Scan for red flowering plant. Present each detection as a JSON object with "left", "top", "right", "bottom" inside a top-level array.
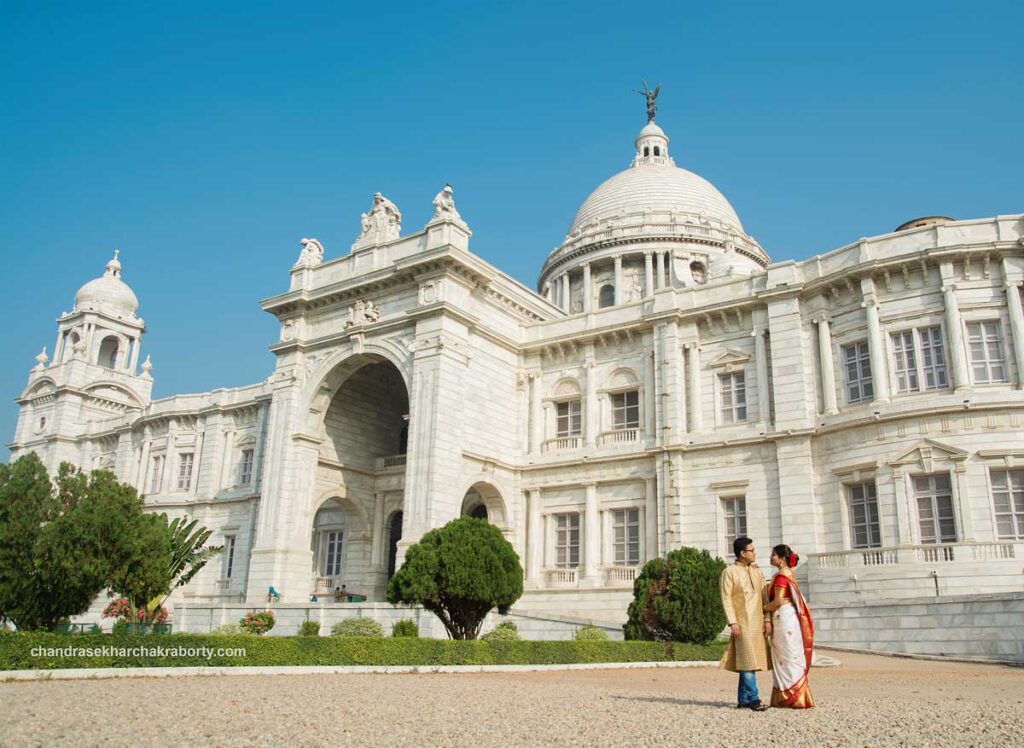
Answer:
[
  {"left": 240, "top": 610, "right": 275, "bottom": 635},
  {"left": 102, "top": 597, "right": 167, "bottom": 623}
]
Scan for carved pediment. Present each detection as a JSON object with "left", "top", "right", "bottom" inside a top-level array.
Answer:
[
  {"left": 889, "top": 439, "right": 968, "bottom": 474},
  {"left": 708, "top": 348, "right": 751, "bottom": 370}
]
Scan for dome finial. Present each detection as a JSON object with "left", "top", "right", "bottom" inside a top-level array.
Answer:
[
  {"left": 105, "top": 249, "right": 122, "bottom": 278},
  {"left": 635, "top": 80, "right": 661, "bottom": 122}
]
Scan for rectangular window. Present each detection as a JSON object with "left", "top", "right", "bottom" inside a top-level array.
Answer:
[
  {"left": 919, "top": 326, "right": 948, "bottom": 390},
  {"left": 848, "top": 481, "right": 882, "bottom": 549},
  {"left": 149, "top": 455, "right": 163, "bottom": 493},
  {"left": 612, "top": 508, "right": 641, "bottom": 566},
  {"left": 990, "top": 469, "right": 1024, "bottom": 540},
  {"left": 176, "top": 453, "right": 194, "bottom": 491},
  {"left": 323, "top": 531, "right": 343, "bottom": 577},
  {"left": 891, "top": 331, "right": 918, "bottom": 393},
  {"left": 239, "top": 449, "right": 255, "bottom": 485},
  {"left": 967, "top": 321, "right": 1007, "bottom": 384},
  {"left": 611, "top": 390, "right": 640, "bottom": 430},
  {"left": 913, "top": 474, "right": 957, "bottom": 544},
  {"left": 722, "top": 498, "right": 747, "bottom": 556},
  {"left": 843, "top": 341, "right": 873, "bottom": 403},
  {"left": 222, "top": 536, "right": 237, "bottom": 579},
  {"left": 554, "top": 513, "right": 580, "bottom": 568},
  {"left": 719, "top": 372, "right": 747, "bottom": 423},
  {"left": 556, "top": 400, "right": 582, "bottom": 438}
]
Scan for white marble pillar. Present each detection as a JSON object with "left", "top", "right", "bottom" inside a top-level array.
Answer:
[
  {"left": 813, "top": 317, "right": 839, "bottom": 414},
  {"left": 582, "top": 262, "right": 592, "bottom": 313},
  {"left": 560, "top": 273, "right": 570, "bottom": 312},
  {"left": 529, "top": 373, "right": 543, "bottom": 453},
  {"left": 752, "top": 327, "right": 772, "bottom": 427},
  {"left": 219, "top": 428, "right": 236, "bottom": 490},
  {"left": 369, "top": 492, "right": 386, "bottom": 569},
  {"left": 940, "top": 262, "right": 971, "bottom": 392},
  {"left": 686, "top": 344, "right": 703, "bottom": 431},
  {"left": 162, "top": 419, "right": 177, "bottom": 493},
  {"left": 192, "top": 422, "right": 205, "bottom": 495},
  {"left": 644, "top": 252, "right": 654, "bottom": 297},
  {"left": 644, "top": 477, "right": 657, "bottom": 559},
  {"left": 1003, "top": 278, "right": 1024, "bottom": 389},
  {"left": 613, "top": 255, "right": 623, "bottom": 305},
  {"left": 526, "top": 489, "right": 542, "bottom": 587},
  {"left": 862, "top": 288, "right": 890, "bottom": 404},
  {"left": 584, "top": 355, "right": 597, "bottom": 446},
  {"left": 655, "top": 252, "right": 665, "bottom": 290},
  {"left": 136, "top": 437, "right": 151, "bottom": 493},
  {"left": 582, "top": 483, "right": 600, "bottom": 586}
]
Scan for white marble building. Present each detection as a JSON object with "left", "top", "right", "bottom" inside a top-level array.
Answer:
[{"left": 9, "top": 114, "right": 1024, "bottom": 653}]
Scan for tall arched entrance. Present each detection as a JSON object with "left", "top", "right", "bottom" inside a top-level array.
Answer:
[
  {"left": 311, "top": 354, "right": 409, "bottom": 601},
  {"left": 460, "top": 482, "right": 509, "bottom": 527}
]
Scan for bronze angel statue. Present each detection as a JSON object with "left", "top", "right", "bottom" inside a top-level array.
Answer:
[{"left": 636, "top": 80, "right": 661, "bottom": 122}]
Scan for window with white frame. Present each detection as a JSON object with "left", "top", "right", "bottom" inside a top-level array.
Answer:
[
  {"left": 892, "top": 326, "right": 948, "bottom": 393},
  {"left": 842, "top": 341, "right": 873, "bottom": 403},
  {"left": 967, "top": 321, "right": 1007, "bottom": 384},
  {"left": 239, "top": 448, "right": 255, "bottom": 485},
  {"left": 612, "top": 508, "right": 640, "bottom": 565},
  {"left": 719, "top": 372, "right": 747, "bottom": 423},
  {"left": 990, "top": 469, "right": 1024, "bottom": 540},
  {"left": 555, "top": 400, "right": 582, "bottom": 438},
  {"left": 149, "top": 455, "right": 163, "bottom": 493},
  {"left": 919, "top": 326, "right": 948, "bottom": 390},
  {"left": 222, "top": 535, "right": 237, "bottom": 579},
  {"left": 847, "top": 481, "right": 881, "bottom": 549},
  {"left": 611, "top": 390, "right": 640, "bottom": 430},
  {"left": 913, "top": 474, "right": 957, "bottom": 544},
  {"left": 554, "top": 513, "right": 580, "bottom": 568},
  {"left": 322, "top": 530, "right": 343, "bottom": 577},
  {"left": 722, "top": 497, "right": 747, "bottom": 556},
  {"left": 176, "top": 452, "right": 194, "bottom": 491}
]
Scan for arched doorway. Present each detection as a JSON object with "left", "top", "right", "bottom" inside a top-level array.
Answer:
[
  {"left": 387, "top": 510, "right": 403, "bottom": 579},
  {"left": 310, "top": 498, "right": 350, "bottom": 596},
  {"left": 460, "top": 482, "right": 508, "bottom": 526}
]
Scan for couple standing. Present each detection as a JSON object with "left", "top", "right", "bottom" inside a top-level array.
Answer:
[{"left": 719, "top": 536, "right": 815, "bottom": 710}]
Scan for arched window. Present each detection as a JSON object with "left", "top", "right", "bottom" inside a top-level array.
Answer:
[
  {"left": 643, "top": 146, "right": 650, "bottom": 157},
  {"left": 598, "top": 284, "right": 615, "bottom": 308},
  {"left": 470, "top": 504, "right": 488, "bottom": 520},
  {"left": 97, "top": 336, "right": 119, "bottom": 369},
  {"left": 653, "top": 146, "right": 661, "bottom": 156},
  {"left": 690, "top": 261, "right": 707, "bottom": 285}
]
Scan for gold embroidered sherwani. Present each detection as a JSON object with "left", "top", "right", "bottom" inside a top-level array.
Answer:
[{"left": 719, "top": 561, "right": 772, "bottom": 672}]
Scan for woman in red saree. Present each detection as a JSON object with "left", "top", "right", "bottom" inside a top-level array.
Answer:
[{"left": 765, "top": 544, "right": 815, "bottom": 709}]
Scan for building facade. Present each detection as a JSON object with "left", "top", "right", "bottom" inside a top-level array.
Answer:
[{"left": 9, "top": 116, "right": 1024, "bottom": 641}]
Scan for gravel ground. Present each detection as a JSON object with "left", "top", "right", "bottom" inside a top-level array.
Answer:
[{"left": 1, "top": 650, "right": 1021, "bottom": 747}]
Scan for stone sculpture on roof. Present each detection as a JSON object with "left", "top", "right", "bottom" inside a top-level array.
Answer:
[
  {"left": 295, "top": 237, "right": 325, "bottom": 267},
  {"left": 636, "top": 80, "right": 661, "bottom": 122},
  {"left": 354, "top": 192, "right": 402, "bottom": 248},
  {"left": 430, "top": 183, "right": 464, "bottom": 225}
]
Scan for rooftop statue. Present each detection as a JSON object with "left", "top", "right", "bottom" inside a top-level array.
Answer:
[
  {"left": 355, "top": 192, "right": 402, "bottom": 247},
  {"left": 430, "top": 183, "right": 465, "bottom": 225},
  {"left": 636, "top": 80, "right": 661, "bottom": 122},
  {"left": 295, "top": 237, "right": 325, "bottom": 267}
]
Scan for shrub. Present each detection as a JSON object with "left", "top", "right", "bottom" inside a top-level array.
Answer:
[
  {"left": 298, "top": 620, "right": 321, "bottom": 637},
  {"left": 331, "top": 617, "right": 385, "bottom": 638},
  {"left": 624, "top": 547, "right": 727, "bottom": 644},
  {"left": 387, "top": 517, "right": 523, "bottom": 640},
  {"left": 240, "top": 610, "right": 275, "bottom": 636},
  {"left": 391, "top": 619, "right": 419, "bottom": 638},
  {"left": 574, "top": 624, "right": 609, "bottom": 641},
  {"left": 209, "top": 623, "right": 255, "bottom": 636},
  {"left": 481, "top": 621, "right": 519, "bottom": 641},
  {"left": 111, "top": 619, "right": 131, "bottom": 636},
  {"left": 102, "top": 598, "right": 168, "bottom": 623}
]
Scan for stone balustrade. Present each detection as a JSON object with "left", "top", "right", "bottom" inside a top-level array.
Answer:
[
  {"left": 598, "top": 428, "right": 639, "bottom": 446},
  {"left": 542, "top": 436, "right": 580, "bottom": 454}
]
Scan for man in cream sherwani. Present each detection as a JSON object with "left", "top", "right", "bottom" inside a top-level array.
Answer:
[{"left": 719, "top": 535, "right": 773, "bottom": 711}]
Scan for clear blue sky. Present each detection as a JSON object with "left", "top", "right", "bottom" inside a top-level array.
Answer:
[{"left": 2, "top": 1, "right": 1022, "bottom": 456}]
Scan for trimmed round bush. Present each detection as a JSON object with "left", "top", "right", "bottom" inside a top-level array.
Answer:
[
  {"left": 240, "top": 610, "right": 275, "bottom": 636},
  {"left": 481, "top": 621, "right": 519, "bottom": 641},
  {"left": 573, "top": 624, "right": 609, "bottom": 641},
  {"left": 209, "top": 623, "right": 255, "bottom": 636},
  {"left": 331, "top": 617, "right": 385, "bottom": 638},
  {"left": 624, "top": 547, "right": 727, "bottom": 644},
  {"left": 298, "top": 620, "right": 321, "bottom": 637},
  {"left": 391, "top": 619, "right": 419, "bottom": 638}
]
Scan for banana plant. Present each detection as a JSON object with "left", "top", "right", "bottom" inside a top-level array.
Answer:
[{"left": 145, "top": 515, "right": 222, "bottom": 621}]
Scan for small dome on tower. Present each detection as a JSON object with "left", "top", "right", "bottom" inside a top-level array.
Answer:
[{"left": 74, "top": 251, "right": 140, "bottom": 318}]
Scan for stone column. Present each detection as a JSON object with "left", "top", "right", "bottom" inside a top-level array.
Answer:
[
  {"left": 529, "top": 373, "right": 543, "bottom": 453},
  {"left": 686, "top": 344, "right": 703, "bottom": 432},
  {"left": 129, "top": 337, "right": 141, "bottom": 372},
  {"left": 192, "top": 421, "right": 205, "bottom": 495},
  {"left": 582, "top": 262, "right": 592, "bottom": 313},
  {"left": 892, "top": 468, "right": 911, "bottom": 545},
  {"left": 219, "top": 428, "right": 236, "bottom": 490},
  {"left": 526, "top": 489, "right": 542, "bottom": 588},
  {"left": 583, "top": 352, "right": 597, "bottom": 446},
  {"left": 644, "top": 477, "right": 657, "bottom": 560},
  {"left": 560, "top": 273, "right": 570, "bottom": 312},
  {"left": 644, "top": 252, "right": 654, "bottom": 297},
  {"left": 862, "top": 284, "right": 890, "bottom": 404},
  {"left": 582, "top": 483, "right": 601, "bottom": 586},
  {"left": 813, "top": 316, "right": 839, "bottom": 414},
  {"left": 655, "top": 252, "right": 665, "bottom": 290},
  {"left": 752, "top": 326, "right": 772, "bottom": 428},
  {"left": 1004, "top": 278, "right": 1024, "bottom": 389},
  {"left": 162, "top": 419, "right": 177, "bottom": 493},
  {"left": 940, "top": 262, "right": 971, "bottom": 392},
  {"left": 136, "top": 435, "right": 151, "bottom": 493},
  {"left": 613, "top": 255, "right": 623, "bottom": 305}
]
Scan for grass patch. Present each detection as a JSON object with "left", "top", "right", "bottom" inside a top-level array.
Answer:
[{"left": 0, "top": 632, "right": 726, "bottom": 670}]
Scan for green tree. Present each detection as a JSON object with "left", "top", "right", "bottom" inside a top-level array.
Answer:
[
  {"left": 141, "top": 516, "right": 221, "bottom": 622},
  {"left": 386, "top": 517, "right": 523, "bottom": 640},
  {"left": 624, "top": 547, "right": 727, "bottom": 644}
]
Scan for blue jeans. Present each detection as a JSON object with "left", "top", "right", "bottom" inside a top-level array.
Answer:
[{"left": 738, "top": 671, "right": 760, "bottom": 706}]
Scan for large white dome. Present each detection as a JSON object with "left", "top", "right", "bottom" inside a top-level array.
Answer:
[
  {"left": 568, "top": 164, "right": 743, "bottom": 236},
  {"left": 74, "top": 251, "right": 139, "bottom": 318}
]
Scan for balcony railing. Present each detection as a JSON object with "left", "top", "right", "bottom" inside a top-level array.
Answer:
[
  {"left": 599, "top": 428, "right": 639, "bottom": 446},
  {"left": 543, "top": 437, "right": 580, "bottom": 454},
  {"left": 544, "top": 568, "right": 578, "bottom": 586},
  {"left": 374, "top": 454, "right": 407, "bottom": 470},
  {"left": 215, "top": 578, "right": 233, "bottom": 591},
  {"left": 811, "top": 541, "right": 1019, "bottom": 570},
  {"left": 312, "top": 575, "right": 343, "bottom": 595},
  {"left": 604, "top": 566, "right": 638, "bottom": 586}
]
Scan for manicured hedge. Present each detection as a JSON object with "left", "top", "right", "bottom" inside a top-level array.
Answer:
[{"left": 0, "top": 632, "right": 725, "bottom": 670}]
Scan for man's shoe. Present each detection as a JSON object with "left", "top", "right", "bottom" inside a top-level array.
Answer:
[{"left": 748, "top": 700, "right": 769, "bottom": 712}]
